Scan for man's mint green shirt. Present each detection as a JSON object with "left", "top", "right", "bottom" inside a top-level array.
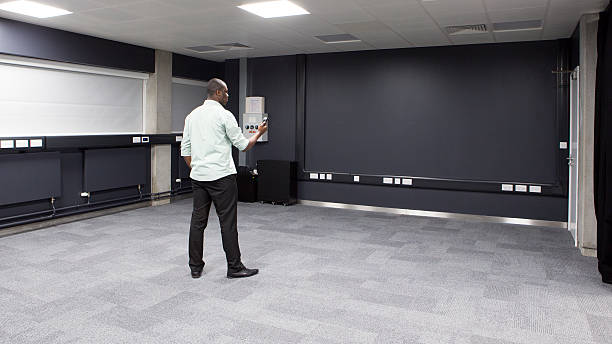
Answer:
[{"left": 181, "top": 100, "right": 249, "bottom": 181}]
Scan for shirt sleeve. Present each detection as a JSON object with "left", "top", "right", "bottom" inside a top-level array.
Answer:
[
  {"left": 180, "top": 115, "right": 191, "bottom": 156},
  {"left": 224, "top": 111, "right": 249, "bottom": 151}
]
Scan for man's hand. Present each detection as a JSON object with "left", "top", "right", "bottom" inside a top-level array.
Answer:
[
  {"left": 242, "top": 120, "right": 268, "bottom": 152},
  {"left": 257, "top": 120, "right": 268, "bottom": 135},
  {"left": 183, "top": 156, "right": 191, "bottom": 169}
]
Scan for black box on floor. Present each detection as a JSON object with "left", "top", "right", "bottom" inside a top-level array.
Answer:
[
  {"left": 256, "top": 160, "right": 297, "bottom": 205},
  {"left": 237, "top": 166, "right": 258, "bottom": 202}
]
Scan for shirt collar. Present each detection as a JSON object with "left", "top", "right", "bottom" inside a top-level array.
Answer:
[{"left": 204, "top": 99, "right": 223, "bottom": 108}]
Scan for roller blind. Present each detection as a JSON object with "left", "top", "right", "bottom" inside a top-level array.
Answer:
[{"left": 0, "top": 61, "right": 144, "bottom": 136}]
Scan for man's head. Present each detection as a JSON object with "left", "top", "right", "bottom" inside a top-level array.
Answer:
[{"left": 207, "top": 78, "right": 229, "bottom": 106}]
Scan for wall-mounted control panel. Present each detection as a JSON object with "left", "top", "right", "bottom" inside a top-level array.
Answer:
[{"left": 242, "top": 113, "right": 268, "bottom": 142}]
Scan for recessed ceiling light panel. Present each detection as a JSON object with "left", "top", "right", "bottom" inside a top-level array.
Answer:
[
  {"left": 315, "top": 33, "right": 361, "bottom": 44},
  {"left": 238, "top": 0, "right": 309, "bottom": 18},
  {"left": 0, "top": 0, "right": 72, "bottom": 18}
]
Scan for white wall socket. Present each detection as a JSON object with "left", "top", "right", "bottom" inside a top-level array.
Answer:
[
  {"left": 326, "top": 174, "right": 332, "bottom": 180},
  {"left": 529, "top": 185, "right": 542, "bottom": 193},
  {"left": 383, "top": 177, "right": 393, "bottom": 184},
  {"left": 15, "top": 140, "right": 29, "bottom": 148},
  {"left": 1, "top": 140, "right": 14, "bottom": 149},
  {"left": 309, "top": 173, "right": 318, "bottom": 179},
  {"left": 515, "top": 185, "right": 527, "bottom": 192},
  {"left": 402, "top": 178, "right": 412, "bottom": 186},
  {"left": 501, "top": 184, "right": 514, "bottom": 191},
  {"left": 353, "top": 176, "right": 360, "bottom": 182}
]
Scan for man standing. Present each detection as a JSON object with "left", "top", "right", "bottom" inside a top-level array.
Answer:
[{"left": 181, "top": 78, "right": 267, "bottom": 279}]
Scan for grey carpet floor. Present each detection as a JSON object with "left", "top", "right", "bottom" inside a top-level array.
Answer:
[{"left": 0, "top": 199, "right": 611, "bottom": 344}]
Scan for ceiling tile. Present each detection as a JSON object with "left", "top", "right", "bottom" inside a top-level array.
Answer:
[
  {"left": 361, "top": 2, "right": 428, "bottom": 21},
  {"left": 398, "top": 28, "right": 450, "bottom": 45},
  {"left": 314, "top": 8, "right": 376, "bottom": 24},
  {"left": 79, "top": 8, "right": 144, "bottom": 23},
  {"left": 115, "top": 1, "right": 187, "bottom": 18},
  {"left": 271, "top": 16, "right": 345, "bottom": 36},
  {"left": 488, "top": 7, "right": 548, "bottom": 22},
  {"left": 37, "top": 0, "right": 105, "bottom": 12},
  {"left": 335, "top": 21, "right": 391, "bottom": 33},
  {"left": 422, "top": 0, "right": 485, "bottom": 15},
  {"left": 432, "top": 12, "right": 489, "bottom": 27},
  {"left": 484, "top": 0, "right": 549, "bottom": 11},
  {"left": 355, "top": 30, "right": 411, "bottom": 49},
  {"left": 449, "top": 32, "right": 494, "bottom": 45},
  {"left": 334, "top": 40, "right": 376, "bottom": 51},
  {"left": 494, "top": 29, "right": 542, "bottom": 42}
]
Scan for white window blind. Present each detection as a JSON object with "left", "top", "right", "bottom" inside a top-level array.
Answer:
[
  {"left": 172, "top": 78, "right": 207, "bottom": 133},
  {"left": 0, "top": 57, "right": 146, "bottom": 136}
]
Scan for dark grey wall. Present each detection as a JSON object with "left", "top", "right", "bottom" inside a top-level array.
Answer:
[
  {"left": 225, "top": 59, "right": 241, "bottom": 166},
  {"left": 246, "top": 56, "right": 297, "bottom": 167},
  {"left": 172, "top": 53, "right": 224, "bottom": 81},
  {"left": 306, "top": 41, "right": 559, "bottom": 184},
  {"left": 0, "top": 17, "right": 154, "bottom": 72},
  {"left": 246, "top": 41, "right": 569, "bottom": 221},
  {"left": 0, "top": 146, "right": 152, "bottom": 224},
  {"left": 299, "top": 182, "right": 566, "bottom": 220}
]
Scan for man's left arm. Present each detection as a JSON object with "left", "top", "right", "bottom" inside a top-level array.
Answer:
[{"left": 181, "top": 116, "right": 192, "bottom": 169}]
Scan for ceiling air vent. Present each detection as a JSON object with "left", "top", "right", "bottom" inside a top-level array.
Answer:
[
  {"left": 445, "top": 24, "right": 488, "bottom": 35},
  {"left": 315, "top": 33, "right": 361, "bottom": 44},
  {"left": 215, "top": 42, "right": 252, "bottom": 50},
  {"left": 493, "top": 20, "right": 542, "bottom": 32},
  {"left": 185, "top": 45, "right": 225, "bottom": 53}
]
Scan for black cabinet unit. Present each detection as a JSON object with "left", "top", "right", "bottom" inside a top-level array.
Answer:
[
  {"left": 256, "top": 160, "right": 297, "bottom": 205},
  {"left": 237, "top": 166, "right": 258, "bottom": 202}
]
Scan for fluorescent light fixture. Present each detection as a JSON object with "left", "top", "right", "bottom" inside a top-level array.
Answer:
[
  {"left": 238, "top": 0, "right": 309, "bottom": 18},
  {"left": 0, "top": 0, "right": 72, "bottom": 18}
]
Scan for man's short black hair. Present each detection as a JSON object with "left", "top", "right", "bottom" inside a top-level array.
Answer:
[{"left": 207, "top": 78, "right": 226, "bottom": 96}]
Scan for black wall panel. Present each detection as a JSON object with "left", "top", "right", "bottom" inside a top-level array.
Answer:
[
  {"left": 225, "top": 59, "right": 241, "bottom": 166},
  {"left": 172, "top": 53, "right": 224, "bottom": 81},
  {"left": 84, "top": 147, "right": 147, "bottom": 192},
  {"left": 247, "top": 55, "right": 297, "bottom": 167},
  {"left": 571, "top": 24, "right": 580, "bottom": 69},
  {"left": 0, "top": 152, "right": 61, "bottom": 206},
  {"left": 299, "top": 181, "right": 566, "bottom": 221},
  {"left": 305, "top": 41, "right": 560, "bottom": 184},
  {"left": 0, "top": 18, "right": 154, "bottom": 72}
]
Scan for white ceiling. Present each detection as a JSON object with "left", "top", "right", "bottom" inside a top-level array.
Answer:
[{"left": 0, "top": 0, "right": 608, "bottom": 62}]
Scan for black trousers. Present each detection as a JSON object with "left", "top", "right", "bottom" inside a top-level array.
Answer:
[{"left": 189, "top": 174, "right": 243, "bottom": 272}]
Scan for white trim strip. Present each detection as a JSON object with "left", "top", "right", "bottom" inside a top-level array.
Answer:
[
  {"left": 297, "top": 200, "right": 567, "bottom": 229},
  {"left": 0, "top": 53, "right": 149, "bottom": 79},
  {"left": 172, "top": 77, "right": 208, "bottom": 87}
]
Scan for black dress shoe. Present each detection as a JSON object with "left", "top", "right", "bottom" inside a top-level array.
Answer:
[
  {"left": 227, "top": 267, "right": 259, "bottom": 279},
  {"left": 191, "top": 270, "right": 203, "bottom": 279}
]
